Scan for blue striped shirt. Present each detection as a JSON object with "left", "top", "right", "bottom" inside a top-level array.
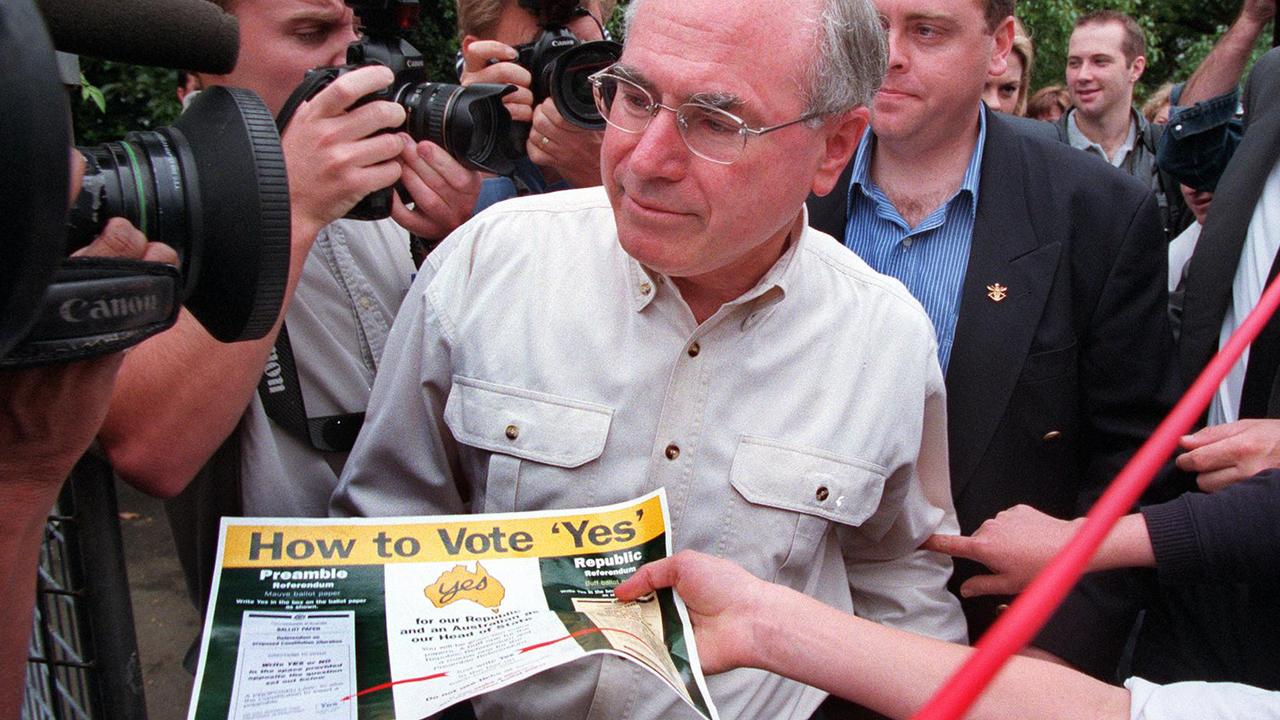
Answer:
[{"left": 843, "top": 110, "right": 986, "bottom": 372}]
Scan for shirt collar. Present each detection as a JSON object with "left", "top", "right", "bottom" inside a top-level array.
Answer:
[
  {"left": 1065, "top": 107, "right": 1137, "bottom": 166},
  {"left": 622, "top": 214, "right": 805, "bottom": 315},
  {"left": 847, "top": 103, "right": 986, "bottom": 220}
]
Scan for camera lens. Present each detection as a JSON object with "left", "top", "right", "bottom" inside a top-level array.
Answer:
[
  {"left": 403, "top": 81, "right": 518, "bottom": 176},
  {"left": 549, "top": 40, "right": 622, "bottom": 130},
  {"left": 66, "top": 87, "right": 291, "bottom": 343}
]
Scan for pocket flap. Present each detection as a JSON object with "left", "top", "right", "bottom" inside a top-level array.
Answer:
[
  {"left": 444, "top": 376, "right": 612, "bottom": 468},
  {"left": 730, "top": 436, "right": 887, "bottom": 526}
]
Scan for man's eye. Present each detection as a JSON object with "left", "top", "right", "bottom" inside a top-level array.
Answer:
[
  {"left": 688, "top": 109, "right": 738, "bottom": 135},
  {"left": 619, "top": 88, "right": 650, "bottom": 113}
]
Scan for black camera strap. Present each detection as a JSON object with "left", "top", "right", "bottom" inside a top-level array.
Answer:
[{"left": 257, "top": 224, "right": 394, "bottom": 453}]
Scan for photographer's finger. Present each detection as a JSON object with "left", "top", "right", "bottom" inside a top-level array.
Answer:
[
  {"left": 417, "top": 142, "right": 482, "bottom": 195},
  {"left": 141, "top": 242, "right": 180, "bottom": 267},
  {"left": 461, "top": 40, "right": 517, "bottom": 74},
  {"left": 464, "top": 57, "right": 533, "bottom": 90},
  {"left": 342, "top": 100, "right": 408, "bottom": 142},
  {"left": 74, "top": 217, "right": 148, "bottom": 260},
  {"left": 308, "top": 65, "right": 396, "bottom": 116},
  {"left": 343, "top": 130, "right": 408, "bottom": 171},
  {"left": 390, "top": 191, "right": 447, "bottom": 239}
]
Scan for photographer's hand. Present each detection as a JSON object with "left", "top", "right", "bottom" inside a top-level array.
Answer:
[
  {"left": 460, "top": 39, "right": 535, "bottom": 122},
  {"left": 528, "top": 98, "right": 604, "bottom": 188},
  {"left": 282, "top": 65, "right": 407, "bottom": 239},
  {"left": 391, "top": 134, "right": 482, "bottom": 242}
]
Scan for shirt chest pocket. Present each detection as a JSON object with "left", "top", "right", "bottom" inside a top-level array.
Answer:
[
  {"left": 443, "top": 376, "right": 613, "bottom": 512},
  {"left": 726, "top": 436, "right": 888, "bottom": 586}
]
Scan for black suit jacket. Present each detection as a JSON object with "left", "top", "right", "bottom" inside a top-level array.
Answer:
[{"left": 808, "top": 108, "right": 1183, "bottom": 637}]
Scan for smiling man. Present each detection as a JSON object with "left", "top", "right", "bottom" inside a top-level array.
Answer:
[
  {"left": 1055, "top": 10, "right": 1191, "bottom": 240},
  {"left": 332, "top": 0, "right": 969, "bottom": 717}
]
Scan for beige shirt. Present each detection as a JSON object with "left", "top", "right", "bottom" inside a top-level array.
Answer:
[{"left": 332, "top": 187, "right": 965, "bottom": 720}]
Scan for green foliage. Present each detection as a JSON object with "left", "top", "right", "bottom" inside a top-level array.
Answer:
[
  {"left": 72, "top": 59, "right": 183, "bottom": 146},
  {"left": 1019, "top": 0, "right": 1274, "bottom": 102}
]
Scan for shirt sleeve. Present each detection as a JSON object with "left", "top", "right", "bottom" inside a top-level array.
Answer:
[
  {"left": 329, "top": 241, "right": 467, "bottom": 519},
  {"left": 838, "top": 357, "right": 968, "bottom": 645},
  {"left": 1140, "top": 468, "right": 1280, "bottom": 585},
  {"left": 1126, "top": 676, "right": 1280, "bottom": 720},
  {"left": 1157, "top": 88, "right": 1242, "bottom": 193}
]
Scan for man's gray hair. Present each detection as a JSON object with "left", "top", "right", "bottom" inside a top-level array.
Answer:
[{"left": 623, "top": 0, "right": 886, "bottom": 117}]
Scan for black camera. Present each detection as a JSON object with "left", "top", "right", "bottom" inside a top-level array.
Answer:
[
  {"left": 512, "top": 0, "right": 622, "bottom": 130},
  {"left": 280, "top": 0, "right": 519, "bottom": 221},
  {"left": 1, "top": 0, "right": 292, "bottom": 367}
]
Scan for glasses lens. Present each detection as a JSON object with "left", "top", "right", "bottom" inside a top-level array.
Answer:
[
  {"left": 593, "top": 74, "right": 653, "bottom": 132},
  {"left": 678, "top": 104, "right": 745, "bottom": 164}
]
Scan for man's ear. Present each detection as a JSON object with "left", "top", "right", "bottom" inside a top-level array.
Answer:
[
  {"left": 811, "top": 106, "right": 868, "bottom": 198},
  {"left": 988, "top": 16, "right": 1014, "bottom": 79},
  {"left": 1129, "top": 55, "right": 1146, "bottom": 84}
]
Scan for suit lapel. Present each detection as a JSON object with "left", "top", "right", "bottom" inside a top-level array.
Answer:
[
  {"left": 946, "top": 111, "right": 1061, "bottom": 499},
  {"left": 1179, "top": 99, "right": 1280, "bottom": 384}
]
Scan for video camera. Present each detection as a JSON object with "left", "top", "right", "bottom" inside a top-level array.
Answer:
[
  {"left": 1, "top": 0, "right": 291, "bottom": 368},
  {"left": 280, "top": 0, "right": 521, "bottom": 220},
  {"left": 512, "top": 0, "right": 622, "bottom": 130}
]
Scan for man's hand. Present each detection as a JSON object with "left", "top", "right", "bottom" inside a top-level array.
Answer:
[
  {"left": 1178, "top": 419, "right": 1280, "bottom": 491},
  {"left": 527, "top": 99, "right": 604, "bottom": 188},
  {"left": 615, "top": 551, "right": 766, "bottom": 675},
  {"left": 1242, "top": 0, "right": 1277, "bottom": 26},
  {"left": 4, "top": 218, "right": 175, "bottom": 481},
  {"left": 923, "top": 506, "right": 1080, "bottom": 597},
  {"left": 282, "top": 65, "right": 407, "bottom": 234},
  {"left": 460, "top": 39, "right": 535, "bottom": 122},
  {"left": 391, "top": 135, "right": 482, "bottom": 240}
]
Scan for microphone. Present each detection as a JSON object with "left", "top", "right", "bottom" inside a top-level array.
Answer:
[{"left": 34, "top": 0, "right": 239, "bottom": 74}]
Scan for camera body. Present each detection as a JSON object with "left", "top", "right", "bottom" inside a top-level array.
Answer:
[
  {"left": 511, "top": 0, "right": 621, "bottom": 129},
  {"left": 281, "top": 0, "right": 519, "bottom": 220}
]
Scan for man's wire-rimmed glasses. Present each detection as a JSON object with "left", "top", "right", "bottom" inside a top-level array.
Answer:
[{"left": 588, "top": 67, "right": 821, "bottom": 165}]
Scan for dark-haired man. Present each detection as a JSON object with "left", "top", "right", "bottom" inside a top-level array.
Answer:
[{"left": 807, "top": 0, "right": 1181, "bottom": 650}]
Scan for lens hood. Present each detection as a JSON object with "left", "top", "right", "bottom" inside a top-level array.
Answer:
[
  {"left": 550, "top": 40, "right": 621, "bottom": 129},
  {"left": 166, "top": 86, "right": 291, "bottom": 342},
  {"left": 0, "top": 0, "right": 72, "bottom": 357}
]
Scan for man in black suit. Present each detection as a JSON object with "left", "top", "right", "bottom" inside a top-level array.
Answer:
[{"left": 807, "top": 0, "right": 1182, "bottom": 643}]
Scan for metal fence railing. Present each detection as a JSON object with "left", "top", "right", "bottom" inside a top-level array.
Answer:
[{"left": 23, "top": 453, "right": 147, "bottom": 720}]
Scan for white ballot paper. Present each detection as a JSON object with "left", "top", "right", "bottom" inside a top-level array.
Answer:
[
  {"left": 188, "top": 489, "right": 719, "bottom": 720},
  {"left": 227, "top": 611, "right": 356, "bottom": 720}
]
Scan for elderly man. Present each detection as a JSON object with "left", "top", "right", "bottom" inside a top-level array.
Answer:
[{"left": 331, "top": 0, "right": 966, "bottom": 717}]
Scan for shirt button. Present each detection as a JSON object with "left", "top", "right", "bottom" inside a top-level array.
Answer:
[
  {"left": 1042, "top": 430, "right": 1062, "bottom": 442},
  {"left": 639, "top": 282, "right": 653, "bottom": 295},
  {"left": 687, "top": 342, "right": 700, "bottom": 357},
  {"left": 359, "top": 296, "right": 373, "bottom": 310},
  {"left": 815, "top": 486, "right": 830, "bottom": 502},
  {"left": 505, "top": 424, "right": 519, "bottom": 440},
  {"left": 664, "top": 443, "right": 680, "bottom": 460},
  {"left": 902, "top": 238, "right": 913, "bottom": 248}
]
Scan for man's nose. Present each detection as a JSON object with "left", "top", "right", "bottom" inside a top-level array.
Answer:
[{"left": 622, "top": 107, "right": 689, "bottom": 181}]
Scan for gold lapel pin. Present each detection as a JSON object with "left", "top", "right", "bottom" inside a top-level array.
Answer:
[{"left": 986, "top": 283, "right": 1008, "bottom": 302}]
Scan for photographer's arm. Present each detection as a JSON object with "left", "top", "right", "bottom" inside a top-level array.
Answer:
[
  {"left": 100, "top": 67, "right": 406, "bottom": 498},
  {"left": 0, "top": 218, "right": 173, "bottom": 719},
  {"left": 615, "top": 551, "right": 1130, "bottom": 720}
]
